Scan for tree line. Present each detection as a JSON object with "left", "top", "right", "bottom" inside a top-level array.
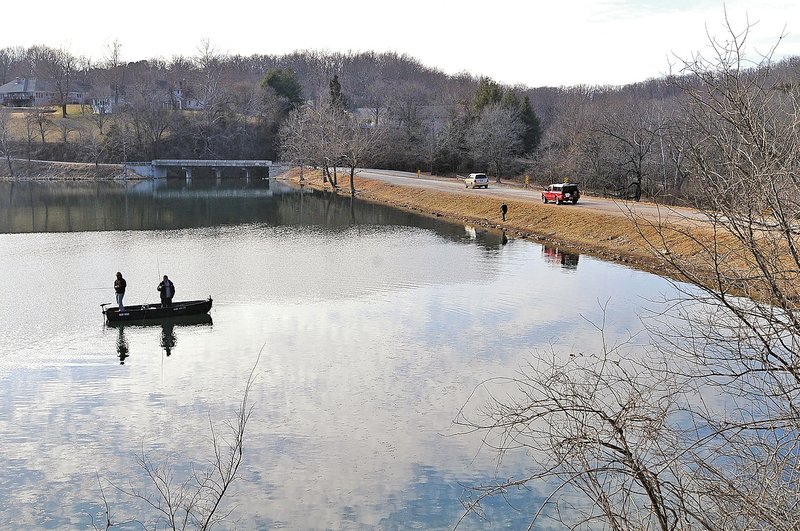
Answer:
[{"left": 1, "top": 40, "right": 798, "bottom": 202}]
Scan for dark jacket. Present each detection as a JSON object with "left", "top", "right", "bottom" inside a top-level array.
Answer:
[
  {"left": 157, "top": 279, "right": 175, "bottom": 299},
  {"left": 114, "top": 277, "right": 126, "bottom": 294}
]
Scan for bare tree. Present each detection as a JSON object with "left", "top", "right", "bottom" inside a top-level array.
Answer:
[
  {"left": 466, "top": 103, "right": 524, "bottom": 182},
  {"left": 594, "top": 99, "right": 673, "bottom": 201},
  {"left": 0, "top": 109, "right": 14, "bottom": 176},
  {"left": 0, "top": 46, "right": 26, "bottom": 84},
  {"left": 532, "top": 89, "right": 596, "bottom": 185},
  {"left": 280, "top": 102, "right": 348, "bottom": 185},
  {"left": 88, "top": 101, "right": 109, "bottom": 135},
  {"left": 83, "top": 129, "right": 107, "bottom": 167},
  {"left": 279, "top": 103, "right": 312, "bottom": 179},
  {"left": 97, "top": 354, "right": 260, "bottom": 530},
  {"left": 33, "top": 108, "right": 52, "bottom": 144},
  {"left": 339, "top": 115, "right": 385, "bottom": 195},
  {"left": 104, "top": 40, "right": 125, "bottom": 108},
  {"left": 192, "top": 39, "right": 230, "bottom": 158},
  {"left": 458, "top": 20, "right": 800, "bottom": 530},
  {"left": 56, "top": 117, "right": 79, "bottom": 145},
  {"left": 24, "top": 110, "right": 39, "bottom": 162},
  {"left": 455, "top": 322, "right": 693, "bottom": 530},
  {"left": 45, "top": 47, "right": 77, "bottom": 118},
  {"left": 125, "top": 80, "right": 177, "bottom": 159}
]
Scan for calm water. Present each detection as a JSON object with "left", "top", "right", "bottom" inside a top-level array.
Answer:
[{"left": 0, "top": 178, "right": 677, "bottom": 529}]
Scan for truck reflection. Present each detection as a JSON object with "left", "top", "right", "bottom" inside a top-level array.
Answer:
[{"left": 542, "top": 244, "right": 580, "bottom": 270}]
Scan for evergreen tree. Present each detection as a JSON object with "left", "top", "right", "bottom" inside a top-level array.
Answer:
[
  {"left": 261, "top": 68, "right": 304, "bottom": 108},
  {"left": 518, "top": 95, "right": 542, "bottom": 153},
  {"left": 471, "top": 77, "right": 503, "bottom": 113},
  {"left": 471, "top": 79, "right": 542, "bottom": 155},
  {"left": 329, "top": 74, "right": 348, "bottom": 110},
  {"left": 500, "top": 90, "right": 520, "bottom": 110}
]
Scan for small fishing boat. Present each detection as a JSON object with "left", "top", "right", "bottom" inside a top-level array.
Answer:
[{"left": 103, "top": 297, "right": 213, "bottom": 323}]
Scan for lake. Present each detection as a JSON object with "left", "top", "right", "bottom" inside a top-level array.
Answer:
[{"left": 0, "top": 177, "right": 678, "bottom": 529}]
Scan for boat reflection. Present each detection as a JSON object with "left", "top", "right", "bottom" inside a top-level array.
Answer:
[
  {"left": 108, "top": 314, "right": 213, "bottom": 361},
  {"left": 105, "top": 313, "right": 213, "bottom": 328},
  {"left": 542, "top": 244, "right": 580, "bottom": 270}
]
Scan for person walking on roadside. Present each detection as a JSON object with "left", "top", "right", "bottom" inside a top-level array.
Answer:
[
  {"left": 114, "top": 272, "right": 126, "bottom": 311},
  {"left": 157, "top": 275, "right": 175, "bottom": 307}
]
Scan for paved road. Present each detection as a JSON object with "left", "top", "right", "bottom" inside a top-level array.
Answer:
[{"left": 357, "top": 169, "right": 707, "bottom": 223}]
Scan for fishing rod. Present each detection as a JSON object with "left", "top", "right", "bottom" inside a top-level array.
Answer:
[
  {"left": 138, "top": 255, "right": 161, "bottom": 312},
  {"left": 152, "top": 256, "right": 162, "bottom": 306}
]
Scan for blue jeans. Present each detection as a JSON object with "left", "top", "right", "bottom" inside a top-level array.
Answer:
[{"left": 116, "top": 292, "right": 124, "bottom": 311}]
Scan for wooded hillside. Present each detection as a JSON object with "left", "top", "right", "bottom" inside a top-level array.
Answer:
[{"left": 1, "top": 42, "right": 798, "bottom": 203}]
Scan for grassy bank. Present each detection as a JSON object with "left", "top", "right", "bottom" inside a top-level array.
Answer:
[
  {"left": 0, "top": 158, "right": 124, "bottom": 180},
  {"left": 284, "top": 169, "right": 742, "bottom": 285}
]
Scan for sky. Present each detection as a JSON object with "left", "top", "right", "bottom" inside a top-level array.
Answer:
[{"left": 3, "top": 0, "right": 799, "bottom": 87}]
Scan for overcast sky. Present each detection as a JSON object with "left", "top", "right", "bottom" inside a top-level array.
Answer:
[{"left": 4, "top": 0, "right": 799, "bottom": 87}]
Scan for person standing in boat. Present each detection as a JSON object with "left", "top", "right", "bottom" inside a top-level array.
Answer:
[
  {"left": 114, "top": 272, "right": 127, "bottom": 311},
  {"left": 157, "top": 275, "right": 175, "bottom": 307}
]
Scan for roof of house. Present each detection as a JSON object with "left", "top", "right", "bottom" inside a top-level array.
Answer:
[
  {"left": 0, "top": 78, "right": 53, "bottom": 95},
  {"left": 0, "top": 78, "right": 89, "bottom": 95}
]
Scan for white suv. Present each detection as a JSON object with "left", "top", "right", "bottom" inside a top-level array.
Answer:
[{"left": 465, "top": 173, "right": 489, "bottom": 189}]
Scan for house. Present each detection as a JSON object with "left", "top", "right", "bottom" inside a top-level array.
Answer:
[
  {"left": 91, "top": 95, "right": 125, "bottom": 114},
  {"left": 0, "top": 78, "right": 86, "bottom": 107},
  {"left": 91, "top": 81, "right": 204, "bottom": 114},
  {"left": 173, "top": 86, "right": 204, "bottom": 111},
  {"left": 156, "top": 80, "right": 204, "bottom": 111}
]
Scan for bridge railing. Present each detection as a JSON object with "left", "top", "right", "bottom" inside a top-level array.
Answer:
[
  {"left": 123, "top": 160, "right": 277, "bottom": 178},
  {"left": 152, "top": 159, "right": 273, "bottom": 167}
]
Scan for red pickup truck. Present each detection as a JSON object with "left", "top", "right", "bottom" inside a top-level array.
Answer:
[{"left": 542, "top": 183, "right": 581, "bottom": 204}]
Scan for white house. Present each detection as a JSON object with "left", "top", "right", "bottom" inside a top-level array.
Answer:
[
  {"left": 91, "top": 95, "right": 125, "bottom": 114},
  {"left": 91, "top": 83, "right": 205, "bottom": 114}
]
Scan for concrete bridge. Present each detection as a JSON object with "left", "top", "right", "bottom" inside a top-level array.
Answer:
[{"left": 124, "top": 159, "right": 274, "bottom": 179}]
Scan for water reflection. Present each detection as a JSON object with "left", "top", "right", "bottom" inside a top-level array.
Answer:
[
  {"left": 115, "top": 327, "right": 129, "bottom": 364},
  {"left": 161, "top": 323, "right": 176, "bottom": 356},
  {"left": 107, "top": 314, "right": 213, "bottom": 360},
  {"left": 1, "top": 179, "right": 659, "bottom": 529},
  {"left": 542, "top": 244, "right": 580, "bottom": 270},
  {"left": 0, "top": 179, "right": 508, "bottom": 252}
]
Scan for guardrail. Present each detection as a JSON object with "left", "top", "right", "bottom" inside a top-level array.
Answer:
[{"left": 152, "top": 160, "right": 273, "bottom": 167}]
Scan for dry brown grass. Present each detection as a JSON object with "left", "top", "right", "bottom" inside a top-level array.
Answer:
[
  {"left": 0, "top": 159, "right": 123, "bottom": 180},
  {"left": 283, "top": 168, "right": 762, "bottom": 288},
  {"left": 2, "top": 105, "right": 99, "bottom": 142}
]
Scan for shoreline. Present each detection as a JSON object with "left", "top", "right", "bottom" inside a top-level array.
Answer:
[
  {"left": 0, "top": 163, "right": 731, "bottom": 287},
  {"left": 0, "top": 159, "right": 127, "bottom": 180},
  {"left": 282, "top": 168, "right": 718, "bottom": 282}
]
